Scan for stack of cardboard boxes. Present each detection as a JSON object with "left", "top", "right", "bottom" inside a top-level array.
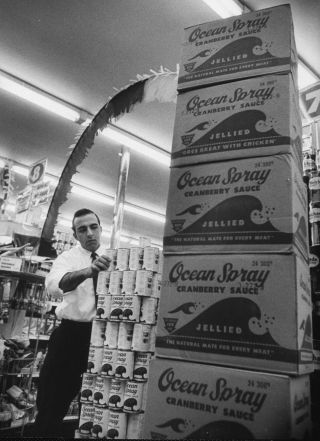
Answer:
[{"left": 143, "top": 5, "right": 314, "bottom": 439}]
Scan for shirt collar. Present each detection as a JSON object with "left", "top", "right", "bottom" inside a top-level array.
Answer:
[{"left": 77, "top": 244, "right": 103, "bottom": 256}]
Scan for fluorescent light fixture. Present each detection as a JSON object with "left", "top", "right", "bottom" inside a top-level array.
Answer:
[
  {"left": 12, "top": 164, "right": 29, "bottom": 176},
  {"left": 71, "top": 186, "right": 114, "bottom": 205},
  {"left": 103, "top": 126, "right": 171, "bottom": 167},
  {"left": 0, "top": 72, "right": 80, "bottom": 122},
  {"left": 202, "top": 0, "right": 243, "bottom": 18},
  {"left": 298, "top": 62, "right": 319, "bottom": 90},
  {"left": 124, "top": 204, "right": 166, "bottom": 224}
]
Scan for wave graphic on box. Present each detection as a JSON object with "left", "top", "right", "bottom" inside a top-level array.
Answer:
[
  {"left": 155, "top": 418, "right": 253, "bottom": 439},
  {"left": 180, "top": 36, "right": 289, "bottom": 81},
  {"left": 186, "top": 420, "right": 253, "bottom": 440},
  {"left": 174, "top": 110, "right": 292, "bottom": 158},
  {"left": 165, "top": 195, "right": 307, "bottom": 248},
  {"left": 158, "top": 297, "right": 305, "bottom": 363}
]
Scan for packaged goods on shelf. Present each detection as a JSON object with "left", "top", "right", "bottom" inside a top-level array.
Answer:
[
  {"left": 143, "top": 358, "right": 311, "bottom": 440},
  {"left": 178, "top": 4, "right": 297, "bottom": 90},
  {"left": 163, "top": 154, "right": 308, "bottom": 257},
  {"left": 92, "top": 407, "right": 109, "bottom": 438},
  {"left": 172, "top": 74, "right": 301, "bottom": 167},
  {"left": 156, "top": 253, "right": 313, "bottom": 375}
]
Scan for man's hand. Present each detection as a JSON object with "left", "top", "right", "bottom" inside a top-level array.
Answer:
[{"left": 91, "top": 255, "right": 111, "bottom": 274}]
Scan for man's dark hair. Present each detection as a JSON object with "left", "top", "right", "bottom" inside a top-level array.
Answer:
[{"left": 72, "top": 208, "right": 101, "bottom": 232}]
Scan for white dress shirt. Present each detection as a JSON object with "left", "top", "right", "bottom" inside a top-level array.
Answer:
[{"left": 46, "top": 244, "right": 103, "bottom": 322}]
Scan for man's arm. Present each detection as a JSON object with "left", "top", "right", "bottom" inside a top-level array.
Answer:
[{"left": 58, "top": 255, "right": 111, "bottom": 293}]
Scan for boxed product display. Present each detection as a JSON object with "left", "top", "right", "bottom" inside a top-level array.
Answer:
[
  {"left": 163, "top": 154, "right": 308, "bottom": 257},
  {"left": 156, "top": 253, "right": 313, "bottom": 374},
  {"left": 178, "top": 5, "right": 297, "bottom": 90},
  {"left": 172, "top": 74, "right": 301, "bottom": 167},
  {"left": 142, "top": 358, "right": 312, "bottom": 440}
]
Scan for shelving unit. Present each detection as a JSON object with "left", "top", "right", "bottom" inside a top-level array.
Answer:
[{"left": 0, "top": 265, "right": 46, "bottom": 435}]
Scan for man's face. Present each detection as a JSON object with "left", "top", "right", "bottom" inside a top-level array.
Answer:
[{"left": 73, "top": 213, "right": 102, "bottom": 252}]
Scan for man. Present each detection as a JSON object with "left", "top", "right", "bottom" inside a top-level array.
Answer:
[{"left": 33, "top": 208, "right": 111, "bottom": 437}]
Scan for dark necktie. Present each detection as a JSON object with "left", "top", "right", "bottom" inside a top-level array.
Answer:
[{"left": 91, "top": 252, "right": 98, "bottom": 306}]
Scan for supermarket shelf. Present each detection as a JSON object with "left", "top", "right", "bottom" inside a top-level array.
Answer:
[
  {"left": 0, "top": 270, "right": 45, "bottom": 284},
  {"left": 29, "top": 335, "right": 50, "bottom": 341}
]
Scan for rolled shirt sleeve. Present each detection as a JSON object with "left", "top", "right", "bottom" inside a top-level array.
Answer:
[{"left": 45, "top": 252, "right": 75, "bottom": 297}]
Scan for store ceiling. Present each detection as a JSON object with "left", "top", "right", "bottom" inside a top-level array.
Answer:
[{"left": 0, "top": 0, "right": 319, "bottom": 246}]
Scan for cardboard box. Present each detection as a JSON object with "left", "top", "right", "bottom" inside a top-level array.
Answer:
[
  {"left": 163, "top": 155, "right": 308, "bottom": 257},
  {"left": 143, "top": 358, "right": 311, "bottom": 440},
  {"left": 172, "top": 74, "right": 302, "bottom": 167},
  {"left": 178, "top": 5, "right": 297, "bottom": 90},
  {"left": 156, "top": 253, "right": 313, "bottom": 374}
]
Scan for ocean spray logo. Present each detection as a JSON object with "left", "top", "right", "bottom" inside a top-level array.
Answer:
[
  {"left": 158, "top": 368, "right": 267, "bottom": 413},
  {"left": 186, "top": 87, "right": 274, "bottom": 113},
  {"left": 188, "top": 16, "right": 270, "bottom": 43},
  {"left": 169, "top": 261, "right": 270, "bottom": 288},
  {"left": 177, "top": 167, "right": 271, "bottom": 190}
]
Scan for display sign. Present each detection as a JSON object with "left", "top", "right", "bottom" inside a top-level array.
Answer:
[
  {"left": 30, "top": 181, "right": 50, "bottom": 207},
  {"left": 16, "top": 186, "right": 32, "bottom": 214},
  {"left": 0, "top": 257, "right": 22, "bottom": 272},
  {"left": 300, "top": 82, "right": 320, "bottom": 120},
  {"left": 28, "top": 158, "right": 47, "bottom": 185}
]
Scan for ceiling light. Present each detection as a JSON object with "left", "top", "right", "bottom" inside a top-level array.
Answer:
[
  {"left": 12, "top": 165, "right": 29, "bottom": 176},
  {"left": 71, "top": 186, "right": 114, "bottom": 205},
  {"left": 202, "top": 0, "right": 243, "bottom": 18},
  {"left": 298, "top": 61, "right": 319, "bottom": 90},
  {"left": 0, "top": 71, "right": 80, "bottom": 122},
  {"left": 124, "top": 204, "right": 166, "bottom": 223},
  {"left": 103, "top": 126, "right": 171, "bottom": 167}
]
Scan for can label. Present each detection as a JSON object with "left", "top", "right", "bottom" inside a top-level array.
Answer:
[
  {"left": 79, "top": 404, "right": 95, "bottom": 434},
  {"left": 104, "top": 249, "right": 117, "bottom": 271},
  {"left": 107, "top": 411, "right": 127, "bottom": 439},
  {"left": 104, "top": 321, "right": 119, "bottom": 349},
  {"left": 96, "top": 271, "right": 111, "bottom": 295},
  {"left": 110, "top": 296, "right": 124, "bottom": 320},
  {"left": 108, "top": 379, "right": 125, "bottom": 410},
  {"left": 133, "top": 352, "right": 152, "bottom": 382},
  {"left": 143, "top": 246, "right": 160, "bottom": 272},
  {"left": 126, "top": 413, "right": 145, "bottom": 439},
  {"left": 115, "top": 350, "right": 134, "bottom": 380},
  {"left": 122, "top": 270, "right": 137, "bottom": 295},
  {"left": 140, "top": 297, "right": 158, "bottom": 324},
  {"left": 87, "top": 346, "right": 104, "bottom": 375},
  {"left": 109, "top": 271, "right": 123, "bottom": 296},
  {"left": 149, "top": 325, "right": 156, "bottom": 353},
  {"left": 117, "top": 322, "right": 135, "bottom": 350},
  {"left": 123, "top": 381, "right": 145, "bottom": 413},
  {"left": 122, "top": 295, "right": 141, "bottom": 322},
  {"left": 135, "top": 270, "right": 153, "bottom": 296},
  {"left": 132, "top": 324, "right": 152, "bottom": 352},
  {"left": 129, "top": 247, "right": 144, "bottom": 271},
  {"left": 151, "top": 273, "right": 161, "bottom": 298},
  {"left": 116, "top": 248, "right": 130, "bottom": 271},
  {"left": 96, "top": 294, "right": 112, "bottom": 320},
  {"left": 92, "top": 407, "right": 110, "bottom": 439},
  {"left": 80, "top": 373, "right": 96, "bottom": 404},
  {"left": 93, "top": 376, "right": 111, "bottom": 408},
  {"left": 101, "top": 348, "right": 118, "bottom": 377},
  {"left": 90, "top": 320, "right": 106, "bottom": 347}
]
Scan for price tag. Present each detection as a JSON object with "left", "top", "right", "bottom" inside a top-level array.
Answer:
[{"left": 0, "top": 257, "right": 22, "bottom": 272}]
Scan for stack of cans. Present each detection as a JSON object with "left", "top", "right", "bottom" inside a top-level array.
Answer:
[{"left": 78, "top": 246, "right": 161, "bottom": 439}]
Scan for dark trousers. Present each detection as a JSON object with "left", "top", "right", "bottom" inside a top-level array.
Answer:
[{"left": 33, "top": 319, "right": 92, "bottom": 438}]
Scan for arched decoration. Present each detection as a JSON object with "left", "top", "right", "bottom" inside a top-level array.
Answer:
[{"left": 38, "top": 68, "right": 178, "bottom": 257}]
